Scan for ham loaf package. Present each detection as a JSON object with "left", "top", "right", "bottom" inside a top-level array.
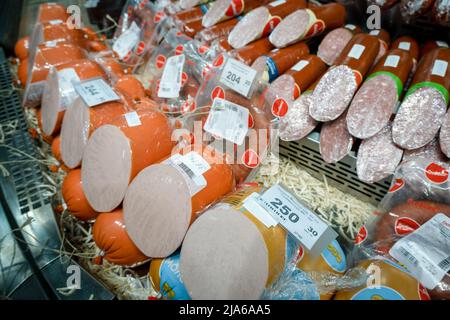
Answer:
[{"left": 353, "top": 158, "right": 450, "bottom": 300}]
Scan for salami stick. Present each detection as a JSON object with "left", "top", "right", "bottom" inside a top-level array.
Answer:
[
  {"left": 230, "top": 37, "right": 275, "bottom": 65},
  {"left": 309, "top": 33, "right": 380, "bottom": 122},
  {"left": 269, "top": 3, "right": 346, "bottom": 48},
  {"left": 196, "top": 17, "right": 241, "bottom": 44},
  {"left": 227, "top": 0, "right": 308, "bottom": 49},
  {"left": 347, "top": 49, "right": 414, "bottom": 139},
  {"left": 392, "top": 48, "right": 450, "bottom": 150}
]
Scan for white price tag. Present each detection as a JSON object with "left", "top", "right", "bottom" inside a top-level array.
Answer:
[
  {"left": 344, "top": 24, "right": 356, "bottom": 30},
  {"left": 269, "top": 0, "right": 286, "bottom": 7},
  {"left": 398, "top": 42, "right": 411, "bottom": 51},
  {"left": 243, "top": 193, "right": 278, "bottom": 228},
  {"left": 436, "top": 40, "right": 449, "bottom": 48},
  {"left": 124, "top": 111, "right": 142, "bottom": 127},
  {"left": 165, "top": 152, "right": 210, "bottom": 196},
  {"left": 75, "top": 78, "right": 120, "bottom": 107},
  {"left": 158, "top": 54, "right": 185, "bottom": 98},
  {"left": 204, "top": 98, "right": 249, "bottom": 145},
  {"left": 85, "top": 0, "right": 99, "bottom": 8},
  {"left": 291, "top": 60, "right": 309, "bottom": 72},
  {"left": 384, "top": 55, "right": 400, "bottom": 68},
  {"left": 390, "top": 213, "right": 450, "bottom": 290},
  {"left": 431, "top": 60, "right": 448, "bottom": 77},
  {"left": 347, "top": 44, "right": 365, "bottom": 60},
  {"left": 256, "top": 185, "right": 337, "bottom": 255},
  {"left": 113, "top": 22, "right": 141, "bottom": 59},
  {"left": 369, "top": 29, "right": 380, "bottom": 36},
  {"left": 49, "top": 19, "right": 63, "bottom": 25},
  {"left": 220, "top": 58, "right": 257, "bottom": 98}
]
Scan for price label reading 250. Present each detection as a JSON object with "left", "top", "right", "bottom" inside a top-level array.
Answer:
[
  {"left": 256, "top": 185, "right": 337, "bottom": 255},
  {"left": 220, "top": 57, "right": 257, "bottom": 98}
]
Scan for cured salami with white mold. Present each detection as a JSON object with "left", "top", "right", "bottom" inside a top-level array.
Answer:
[
  {"left": 403, "top": 138, "right": 449, "bottom": 164},
  {"left": 123, "top": 145, "right": 235, "bottom": 258},
  {"left": 368, "top": 29, "right": 391, "bottom": 66},
  {"left": 309, "top": 33, "right": 380, "bottom": 122},
  {"left": 227, "top": 0, "right": 308, "bottom": 49},
  {"left": 268, "top": 3, "right": 346, "bottom": 48},
  {"left": 392, "top": 48, "right": 450, "bottom": 150},
  {"left": 319, "top": 110, "right": 354, "bottom": 164},
  {"left": 317, "top": 24, "right": 362, "bottom": 66},
  {"left": 347, "top": 49, "right": 414, "bottom": 139},
  {"left": 356, "top": 122, "right": 404, "bottom": 183}
]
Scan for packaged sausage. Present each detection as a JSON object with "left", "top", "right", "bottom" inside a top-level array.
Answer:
[
  {"left": 60, "top": 77, "right": 150, "bottom": 169},
  {"left": 317, "top": 24, "right": 362, "bottom": 66},
  {"left": 400, "top": 0, "right": 437, "bottom": 19},
  {"left": 180, "top": 0, "right": 214, "bottom": 10},
  {"left": 440, "top": 110, "right": 450, "bottom": 157},
  {"left": 391, "top": 36, "right": 420, "bottom": 66},
  {"left": 92, "top": 209, "right": 149, "bottom": 267},
  {"left": 265, "top": 54, "right": 326, "bottom": 115},
  {"left": 251, "top": 42, "right": 310, "bottom": 83},
  {"left": 309, "top": 33, "right": 380, "bottom": 122},
  {"left": 421, "top": 39, "right": 449, "bottom": 57},
  {"left": 41, "top": 59, "right": 107, "bottom": 137},
  {"left": 319, "top": 110, "right": 354, "bottom": 164},
  {"left": 356, "top": 122, "right": 404, "bottom": 183},
  {"left": 195, "top": 16, "right": 241, "bottom": 44},
  {"left": 230, "top": 37, "right": 275, "bottom": 65},
  {"left": 433, "top": 0, "right": 450, "bottom": 26},
  {"left": 347, "top": 49, "right": 414, "bottom": 139},
  {"left": 392, "top": 48, "right": 450, "bottom": 150},
  {"left": 227, "top": 0, "right": 308, "bottom": 49},
  {"left": 368, "top": 28, "right": 391, "bottom": 66},
  {"left": 202, "top": 0, "right": 271, "bottom": 28},
  {"left": 334, "top": 259, "right": 430, "bottom": 300},
  {"left": 366, "top": 0, "right": 400, "bottom": 10},
  {"left": 149, "top": 251, "right": 191, "bottom": 300},
  {"left": 36, "top": 3, "right": 69, "bottom": 25},
  {"left": 268, "top": 3, "right": 346, "bottom": 48},
  {"left": 123, "top": 144, "right": 235, "bottom": 258},
  {"left": 81, "top": 104, "right": 175, "bottom": 212},
  {"left": 403, "top": 138, "right": 449, "bottom": 164},
  {"left": 14, "top": 36, "right": 30, "bottom": 61},
  {"left": 22, "top": 43, "right": 87, "bottom": 108},
  {"left": 353, "top": 158, "right": 450, "bottom": 299},
  {"left": 62, "top": 169, "right": 98, "bottom": 222}
]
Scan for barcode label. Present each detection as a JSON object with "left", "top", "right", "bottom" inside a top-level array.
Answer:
[
  {"left": 438, "top": 256, "right": 450, "bottom": 271},
  {"left": 158, "top": 54, "right": 185, "bottom": 98},
  {"left": 390, "top": 213, "right": 450, "bottom": 290},
  {"left": 399, "top": 247, "right": 419, "bottom": 267},
  {"left": 178, "top": 162, "right": 196, "bottom": 179},
  {"left": 113, "top": 22, "right": 141, "bottom": 59}
]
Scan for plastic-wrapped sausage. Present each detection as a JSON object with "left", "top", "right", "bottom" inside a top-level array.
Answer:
[
  {"left": 309, "top": 33, "right": 380, "bottom": 122},
  {"left": 366, "top": 0, "right": 400, "bottom": 10},
  {"left": 433, "top": 0, "right": 450, "bottom": 26},
  {"left": 251, "top": 42, "right": 309, "bottom": 83},
  {"left": 403, "top": 138, "right": 449, "bottom": 164},
  {"left": 228, "top": 0, "right": 308, "bottom": 49},
  {"left": 195, "top": 16, "right": 241, "bottom": 44},
  {"left": 202, "top": 0, "right": 271, "bottom": 28},
  {"left": 279, "top": 81, "right": 320, "bottom": 141},
  {"left": 14, "top": 36, "right": 30, "bottom": 61},
  {"left": 230, "top": 37, "right": 275, "bottom": 65},
  {"left": 266, "top": 55, "right": 326, "bottom": 119},
  {"left": 317, "top": 24, "right": 362, "bottom": 66},
  {"left": 392, "top": 48, "right": 450, "bottom": 150},
  {"left": 347, "top": 49, "right": 414, "bottom": 139},
  {"left": 356, "top": 122, "right": 404, "bottom": 183},
  {"left": 180, "top": 0, "right": 213, "bottom": 10},
  {"left": 368, "top": 29, "right": 391, "bottom": 66},
  {"left": 173, "top": 3, "right": 213, "bottom": 26},
  {"left": 400, "top": 0, "right": 437, "bottom": 18},
  {"left": 421, "top": 39, "right": 449, "bottom": 57},
  {"left": 269, "top": 3, "right": 346, "bottom": 48},
  {"left": 320, "top": 110, "right": 354, "bottom": 163}
]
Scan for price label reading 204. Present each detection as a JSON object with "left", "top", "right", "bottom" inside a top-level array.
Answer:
[
  {"left": 226, "top": 71, "right": 241, "bottom": 85},
  {"left": 220, "top": 58, "right": 257, "bottom": 98}
]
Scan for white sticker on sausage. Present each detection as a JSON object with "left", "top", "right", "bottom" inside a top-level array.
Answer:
[
  {"left": 124, "top": 111, "right": 142, "bottom": 127},
  {"left": 384, "top": 55, "right": 400, "bottom": 68},
  {"left": 369, "top": 29, "right": 380, "bottom": 35},
  {"left": 291, "top": 60, "right": 309, "bottom": 72},
  {"left": 345, "top": 24, "right": 356, "bottom": 30},
  {"left": 204, "top": 98, "right": 249, "bottom": 145},
  {"left": 390, "top": 213, "right": 450, "bottom": 290},
  {"left": 431, "top": 60, "right": 448, "bottom": 77},
  {"left": 113, "top": 21, "right": 141, "bottom": 59},
  {"left": 398, "top": 42, "right": 411, "bottom": 51},
  {"left": 347, "top": 44, "right": 365, "bottom": 60},
  {"left": 436, "top": 40, "right": 449, "bottom": 48},
  {"left": 269, "top": 0, "right": 286, "bottom": 7},
  {"left": 158, "top": 54, "right": 185, "bottom": 98}
]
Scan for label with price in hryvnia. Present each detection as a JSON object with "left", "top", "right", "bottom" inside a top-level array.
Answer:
[
  {"left": 219, "top": 57, "right": 257, "bottom": 98},
  {"left": 75, "top": 78, "right": 120, "bottom": 107},
  {"left": 256, "top": 184, "right": 337, "bottom": 256}
]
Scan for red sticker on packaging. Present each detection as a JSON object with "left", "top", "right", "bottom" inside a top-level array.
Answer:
[
  {"left": 210, "top": 86, "right": 225, "bottom": 101},
  {"left": 394, "top": 217, "right": 421, "bottom": 236},
  {"left": 225, "top": 0, "right": 244, "bottom": 17},
  {"left": 123, "top": 51, "right": 132, "bottom": 62},
  {"left": 202, "top": 66, "right": 211, "bottom": 78},
  {"left": 271, "top": 98, "right": 289, "bottom": 117},
  {"left": 304, "top": 20, "right": 326, "bottom": 39},
  {"left": 355, "top": 226, "right": 368, "bottom": 245},
  {"left": 156, "top": 54, "right": 166, "bottom": 69},
  {"left": 198, "top": 45, "right": 209, "bottom": 55},
  {"left": 135, "top": 41, "right": 145, "bottom": 55},
  {"left": 181, "top": 72, "right": 188, "bottom": 86},
  {"left": 213, "top": 54, "right": 225, "bottom": 67},
  {"left": 297, "top": 245, "right": 305, "bottom": 261},
  {"left": 175, "top": 45, "right": 184, "bottom": 55},
  {"left": 248, "top": 113, "right": 254, "bottom": 128},
  {"left": 154, "top": 11, "right": 165, "bottom": 23},
  {"left": 242, "top": 149, "right": 260, "bottom": 168},
  {"left": 181, "top": 101, "right": 196, "bottom": 114},
  {"left": 418, "top": 283, "right": 431, "bottom": 300},
  {"left": 262, "top": 16, "right": 282, "bottom": 37},
  {"left": 389, "top": 178, "right": 405, "bottom": 193},
  {"left": 425, "top": 162, "right": 449, "bottom": 184}
]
